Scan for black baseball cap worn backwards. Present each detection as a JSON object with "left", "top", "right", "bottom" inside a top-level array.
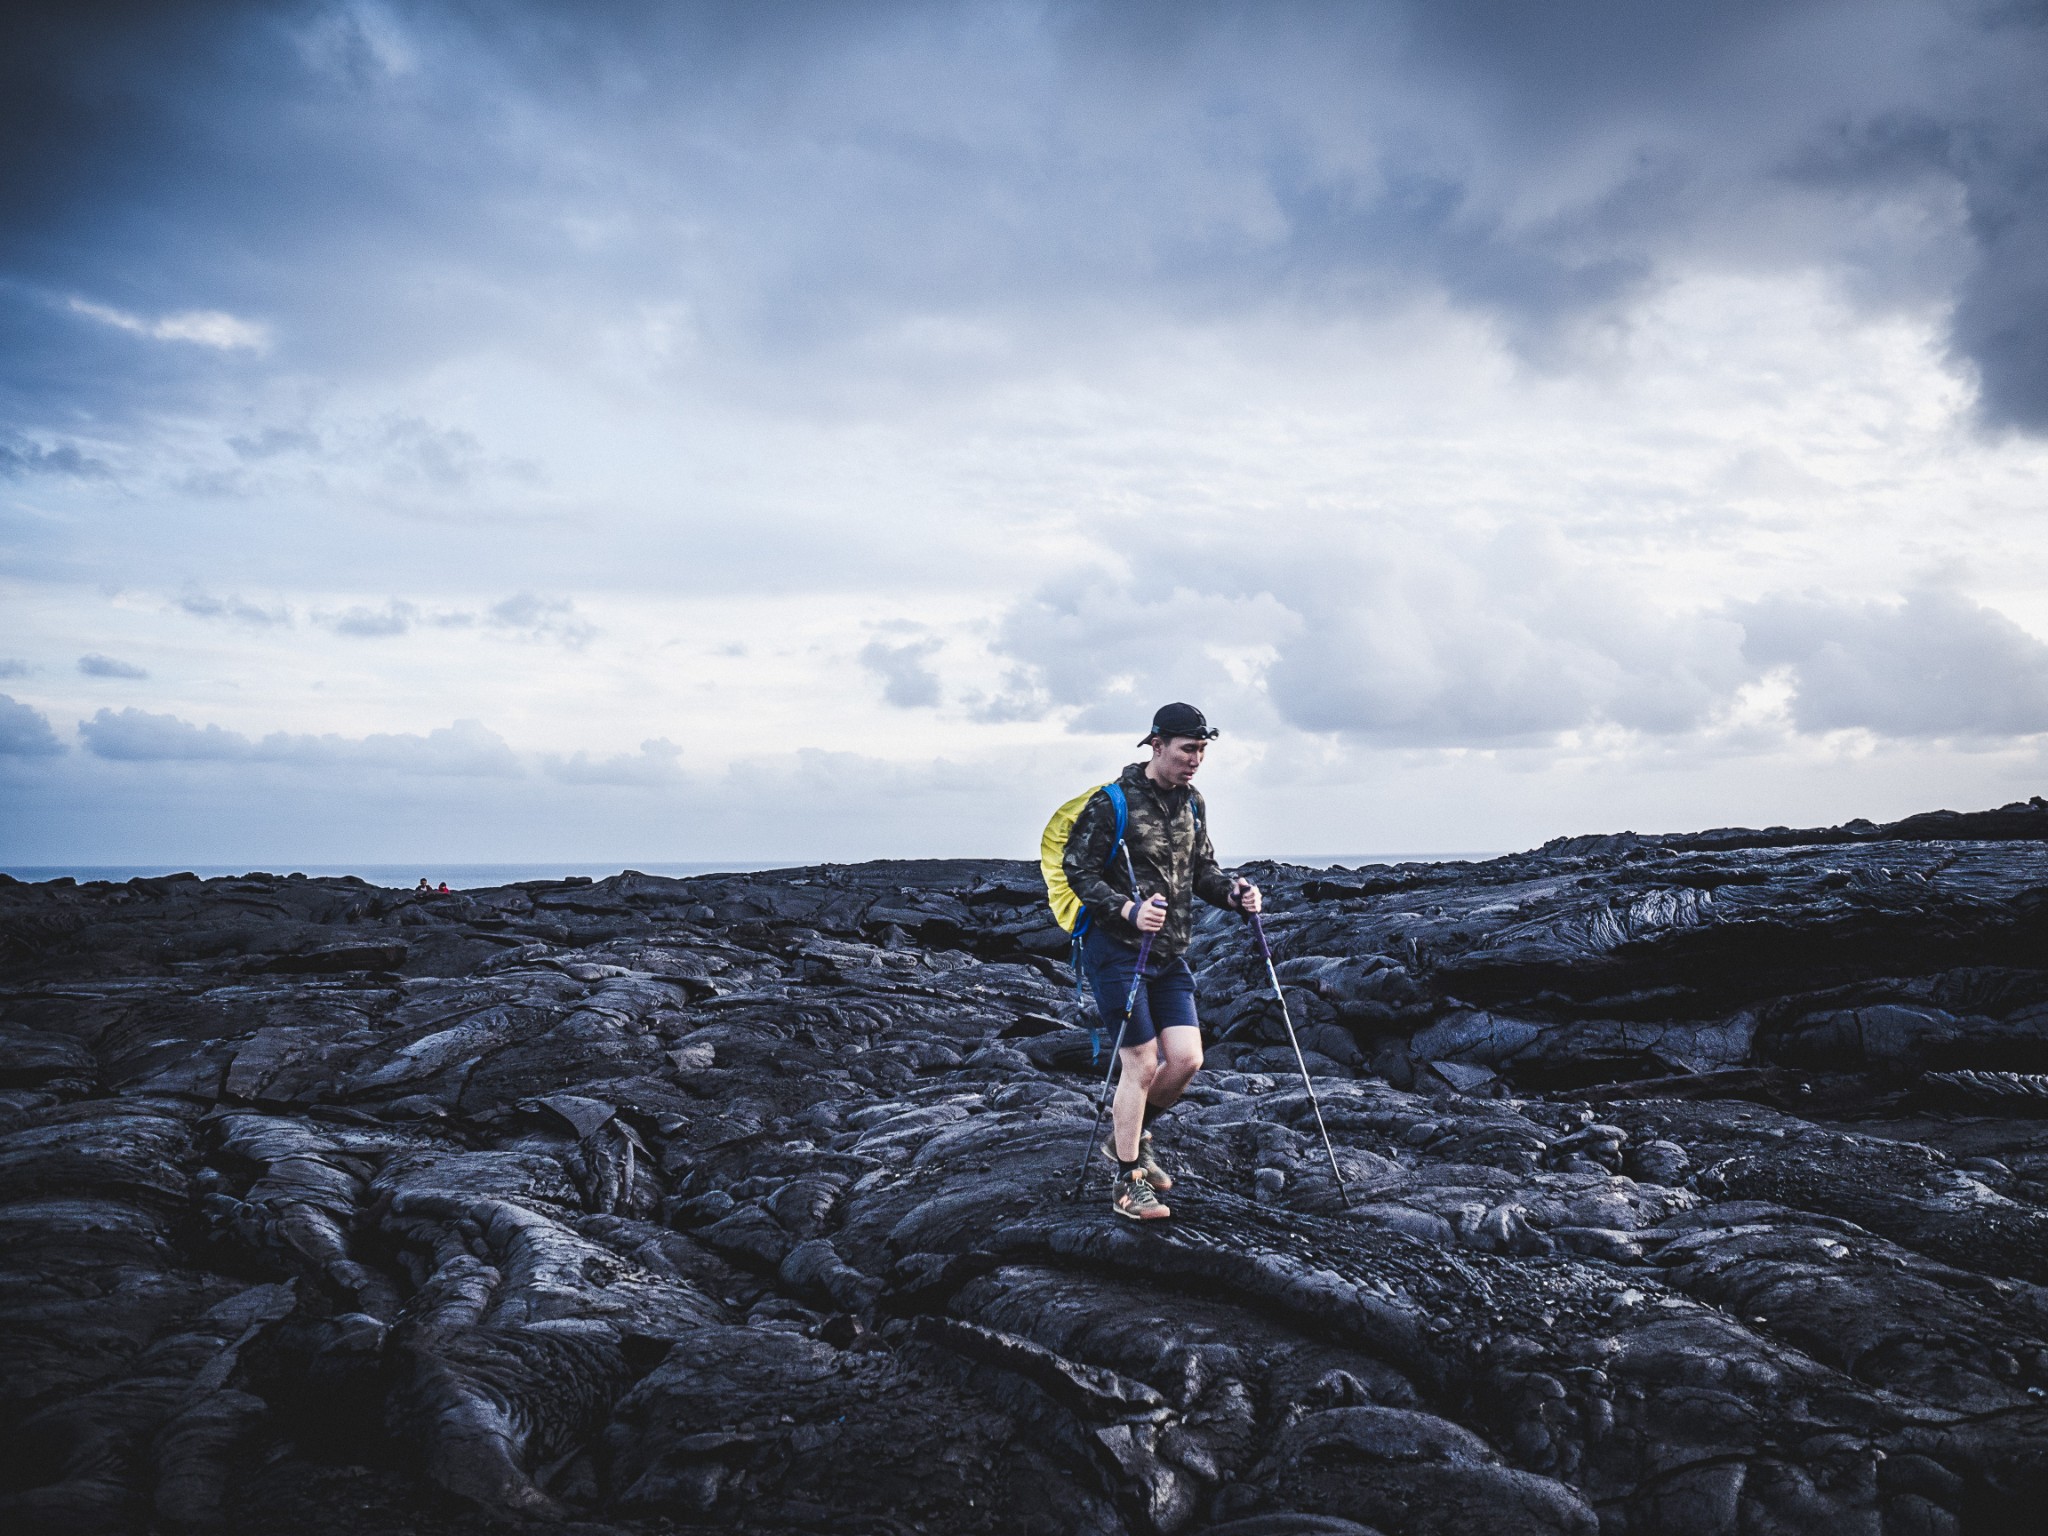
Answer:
[{"left": 1142, "top": 701, "right": 1219, "bottom": 745}]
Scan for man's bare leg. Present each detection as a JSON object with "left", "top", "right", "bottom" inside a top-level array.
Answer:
[
  {"left": 1148, "top": 1026, "right": 1204, "bottom": 1113},
  {"left": 1112, "top": 1040, "right": 1160, "bottom": 1161}
]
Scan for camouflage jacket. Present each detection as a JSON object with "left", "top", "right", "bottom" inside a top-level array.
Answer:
[{"left": 1062, "top": 761, "right": 1237, "bottom": 957}]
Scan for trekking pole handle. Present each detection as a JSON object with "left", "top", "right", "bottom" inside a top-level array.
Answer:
[
  {"left": 1124, "top": 892, "right": 1166, "bottom": 931},
  {"left": 1241, "top": 906, "right": 1275, "bottom": 964}
]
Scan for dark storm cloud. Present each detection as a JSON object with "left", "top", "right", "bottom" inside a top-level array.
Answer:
[
  {"left": 4, "top": 2, "right": 2043, "bottom": 436},
  {"left": 1945, "top": 65, "right": 2048, "bottom": 431}
]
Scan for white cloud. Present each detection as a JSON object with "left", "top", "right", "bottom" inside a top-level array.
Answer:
[
  {"left": 227, "top": 427, "right": 320, "bottom": 461},
  {"left": 0, "top": 695, "right": 64, "bottom": 757},
  {"left": 543, "top": 738, "right": 682, "bottom": 785},
  {"left": 176, "top": 590, "right": 292, "bottom": 627},
  {"left": 78, "top": 653, "right": 149, "bottom": 679},
  {"left": 10, "top": 5, "right": 2048, "bottom": 862},
  {"left": 988, "top": 527, "right": 2048, "bottom": 753},
  {"left": 79, "top": 708, "right": 244, "bottom": 760},
  {"left": 860, "top": 632, "right": 943, "bottom": 708},
  {"left": 1, "top": 440, "right": 108, "bottom": 478},
  {"left": 258, "top": 719, "right": 521, "bottom": 777},
  {"left": 323, "top": 600, "right": 419, "bottom": 638},
  {"left": 76, "top": 709, "right": 520, "bottom": 777},
  {"left": 295, "top": 1, "right": 420, "bottom": 82},
  {"left": 69, "top": 298, "right": 269, "bottom": 351},
  {"left": 1736, "top": 586, "right": 2048, "bottom": 740},
  {"left": 987, "top": 576, "right": 1299, "bottom": 736},
  {"left": 381, "top": 416, "right": 484, "bottom": 490},
  {"left": 310, "top": 593, "right": 592, "bottom": 645},
  {"left": 489, "top": 592, "right": 595, "bottom": 647},
  {"left": 1261, "top": 540, "right": 1753, "bottom": 746}
]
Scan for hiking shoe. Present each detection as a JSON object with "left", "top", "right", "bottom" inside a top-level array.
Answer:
[
  {"left": 1099, "top": 1132, "right": 1173, "bottom": 1191},
  {"left": 1137, "top": 1131, "right": 1172, "bottom": 1191},
  {"left": 1112, "top": 1169, "right": 1171, "bottom": 1221}
]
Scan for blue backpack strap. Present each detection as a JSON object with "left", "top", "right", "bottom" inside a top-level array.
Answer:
[
  {"left": 1073, "top": 929, "right": 1098, "bottom": 1059},
  {"left": 1104, "top": 781, "right": 1128, "bottom": 857},
  {"left": 1074, "top": 782, "right": 1131, "bottom": 1054},
  {"left": 1074, "top": 781, "right": 1130, "bottom": 943}
]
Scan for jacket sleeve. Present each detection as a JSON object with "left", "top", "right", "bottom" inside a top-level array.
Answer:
[
  {"left": 1191, "top": 791, "right": 1238, "bottom": 910},
  {"left": 1063, "top": 789, "right": 1135, "bottom": 934}
]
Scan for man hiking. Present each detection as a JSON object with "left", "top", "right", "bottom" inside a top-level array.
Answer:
[{"left": 1063, "top": 702, "right": 1261, "bottom": 1220}]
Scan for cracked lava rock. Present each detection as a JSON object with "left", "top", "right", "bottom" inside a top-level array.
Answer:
[{"left": 4, "top": 799, "right": 2048, "bottom": 1534}]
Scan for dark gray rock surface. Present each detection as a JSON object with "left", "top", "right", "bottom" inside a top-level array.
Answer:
[{"left": 3, "top": 799, "right": 2048, "bottom": 1533}]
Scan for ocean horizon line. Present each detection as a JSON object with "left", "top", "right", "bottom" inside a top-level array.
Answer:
[{"left": 1, "top": 853, "right": 1507, "bottom": 891}]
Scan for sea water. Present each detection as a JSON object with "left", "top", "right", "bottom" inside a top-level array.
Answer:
[{"left": 2, "top": 853, "right": 1503, "bottom": 890}]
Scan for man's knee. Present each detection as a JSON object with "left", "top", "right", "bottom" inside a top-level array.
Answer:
[{"left": 1160, "top": 1036, "right": 1202, "bottom": 1080}]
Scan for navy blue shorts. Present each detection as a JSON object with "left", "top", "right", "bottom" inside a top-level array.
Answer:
[{"left": 1079, "top": 924, "right": 1199, "bottom": 1049}]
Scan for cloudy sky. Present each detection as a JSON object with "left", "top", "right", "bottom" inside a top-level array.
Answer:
[{"left": 4, "top": 0, "right": 2048, "bottom": 867}]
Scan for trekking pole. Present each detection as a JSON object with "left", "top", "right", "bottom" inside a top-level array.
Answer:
[
  {"left": 1068, "top": 926, "right": 1154, "bottom": 1200},
  {"left": 1243, "top": 908, "right": 1352, "bottom": 1208}
]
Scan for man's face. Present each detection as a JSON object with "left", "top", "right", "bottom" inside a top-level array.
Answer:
[{"left": 1150, "top": 735, "right": 1207, "bottom": 786}]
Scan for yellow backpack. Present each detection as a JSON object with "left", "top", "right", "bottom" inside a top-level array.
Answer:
[{"left": 1040, "top": 781, "right": 1129, "bottom": 935}]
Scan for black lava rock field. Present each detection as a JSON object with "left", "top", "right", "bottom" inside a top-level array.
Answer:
[{"left": 6, "top": 799, "right": 2048, "bottom": 1535}]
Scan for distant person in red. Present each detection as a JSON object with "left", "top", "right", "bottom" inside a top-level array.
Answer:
[{"left": 437, "top": 882, "right": 450, "bottom": 893}]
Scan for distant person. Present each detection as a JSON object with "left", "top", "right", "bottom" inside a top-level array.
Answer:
[
  {"left": 1061, "top": 702, "right": 1260, "bottom": 1220},
  {"left": 437, "top": 881, "right": 450, "bottom": 893},
  {"left": 416, "top": 879, "right": 432, "bottom": 892}
]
